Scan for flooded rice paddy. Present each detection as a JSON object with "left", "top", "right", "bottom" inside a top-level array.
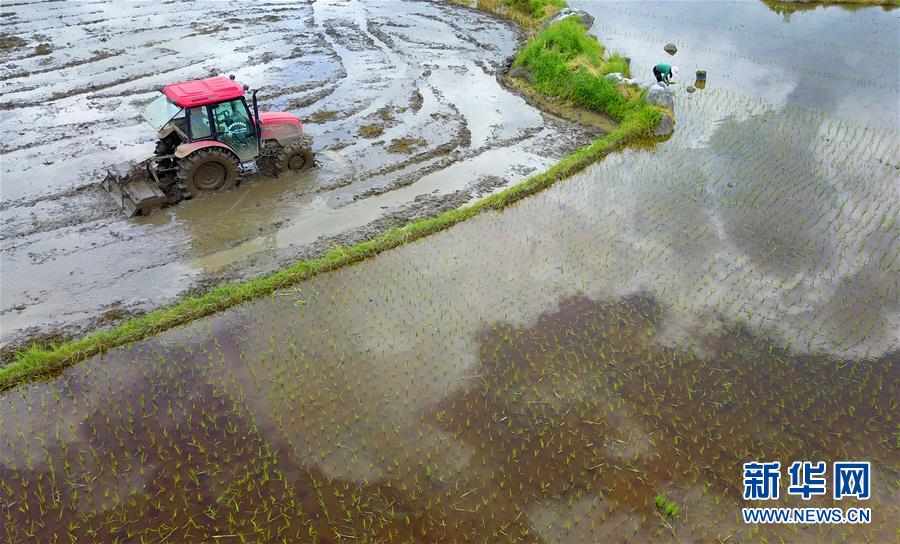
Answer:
[
  {"left": 0, "top": 0, "right": 593, "bottom": 352},
  {"left": 572, "top": 0, "right": 900, "bottom": 129},
  {"left": 2, "top": 1, "right": 900, "bottom": 542}
]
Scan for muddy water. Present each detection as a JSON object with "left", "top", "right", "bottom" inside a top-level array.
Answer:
[{"left": 0, "top": 0, "right": 592, "bottom": 351}]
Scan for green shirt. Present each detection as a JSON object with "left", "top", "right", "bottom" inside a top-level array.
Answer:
[{"left": 655, "top": 63, "right": 672, "bottom": 77}]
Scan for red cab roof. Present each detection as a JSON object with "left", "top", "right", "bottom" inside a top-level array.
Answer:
[{"left": 163, "top": 76, "right": 245, "bottom": 108}]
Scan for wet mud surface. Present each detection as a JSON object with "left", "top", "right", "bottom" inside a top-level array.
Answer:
[{"left": 0, "top": 0, "right": 594, "bottom": 355}]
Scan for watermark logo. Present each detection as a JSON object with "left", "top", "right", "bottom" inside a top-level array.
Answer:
[
  {"left": 787, "top": 461, "right": 826, "bottom": 500},
  {"left": 834, "top": 462, "right": 870, "bottom": 500},
  {"left": 743, "top": 461, "right": 781, "bottom": 500},
  {"left": 742, "top": 460, "right": 871, "bottom": 524}
]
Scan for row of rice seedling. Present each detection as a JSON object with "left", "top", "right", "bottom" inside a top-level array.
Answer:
[
  {"left": 3, "top": 292, "right": 894, "bottom": 540},
  {"left": 2, "top": 86, "right": 896, "bottom": 541}
]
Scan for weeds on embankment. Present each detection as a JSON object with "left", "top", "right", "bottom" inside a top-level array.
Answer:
[
  {"left": 514, "top": 19, "right": 648, "bottom": 124},
  {"left": 476, "top": 0, "right": 565, "bottom": 27}
]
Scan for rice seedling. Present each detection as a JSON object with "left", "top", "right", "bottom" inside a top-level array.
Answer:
[{"left": 654, "top": 494, "right": 679, "bottom": 518}]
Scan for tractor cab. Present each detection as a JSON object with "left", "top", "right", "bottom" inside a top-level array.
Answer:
[
  {"left": 104, "top": 75, "right": 314, "bottom": 216},
  {"left": 142, "top": 76, "right": 260, "bottom": 162}
]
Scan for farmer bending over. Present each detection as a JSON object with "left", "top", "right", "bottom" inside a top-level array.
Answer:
[{"left": 653, "top": 63, "right": 679, "bottom": 85}]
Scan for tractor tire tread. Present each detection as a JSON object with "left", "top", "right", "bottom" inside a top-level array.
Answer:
[
  {"left": 176, "top": 148, "right": 240, "bottom": 196},
  {"left": 276, "top": 137, "right": 315, "bottom": 174}
]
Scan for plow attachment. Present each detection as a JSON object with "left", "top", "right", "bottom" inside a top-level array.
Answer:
[{"left": 103, "top": 159, "right": 179, "bottom": 217}]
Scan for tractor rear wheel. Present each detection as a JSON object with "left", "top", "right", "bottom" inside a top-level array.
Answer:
[
  {"left": 276, "top": 140, "right": 314, "bottom": 174},
  {"left": 177, "top": 148, "right": 239, "bottom": 196}
]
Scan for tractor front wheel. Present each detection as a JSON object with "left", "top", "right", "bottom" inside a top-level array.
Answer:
[
  {"left": 177, "top": 148, "right": 239, "bottom": 196},
  {"left": 276, "top": 140, "right": 314, "bottom": 174}
]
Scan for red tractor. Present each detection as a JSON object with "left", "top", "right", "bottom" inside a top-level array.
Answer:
[{"left": 104, "top": 75, "right": 314, "bottom": 216}]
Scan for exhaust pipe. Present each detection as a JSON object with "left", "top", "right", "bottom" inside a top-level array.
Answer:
[{"left": 252, "top": 89, "right": 262, "bottom": 148}]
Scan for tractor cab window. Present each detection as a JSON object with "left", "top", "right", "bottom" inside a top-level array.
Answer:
[
  {"left": 141, "top": 94, "right": 183, "bottom": 132},
  {"left": 188, "top": 107, "right": 212, "bottom": 140},
  {"left": 211, "top": 100, "right": 253, "bottom": 140},
  {"left": 210, "top": 99, "right": 258, "bottom": 162}
]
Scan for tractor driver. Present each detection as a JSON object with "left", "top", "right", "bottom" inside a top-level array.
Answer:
[
  {"left": 215, "top": 104, "right": 251, "bottom": 144},
  {"left": 189, "top": 107, "right": 212, "bottom": 138},
  {"left": 225, "top": 114, "right": 250, "bottom": 140}
]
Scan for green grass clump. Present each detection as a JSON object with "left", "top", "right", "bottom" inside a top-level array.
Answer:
[
  {"left": 517, "top": 17, "right": 608, "bottom": 68},
  {"left": 358, "top": 123, "right": 384, "bottom": 138},
  {"left": 476, "top": 0, "right": 561, "bottom": 27},
  {"left": 655, "top": 494, "right": 680, "bottom": 518},
  {"left": 514, "top": 19, "right": 654, "bottom": 123},
  {"left": 0, "top": 35, "right": 27, "bottom": 51},
  {"left": 507, "top": 0, "right": 565, "bottom": 18}
]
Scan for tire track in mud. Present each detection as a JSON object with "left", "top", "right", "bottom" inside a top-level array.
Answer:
[
  {"left": 0, "top": 117, "right": 134, "bottom": 154},
  {"left": 1, "top": 49, "right": 125, "bottom": 81},
  {"left": 0, "top": 187, "right": 120, "bottom": 243},
  {"left": 0, "top": 0, "right": 595, "bottom": 356}
]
